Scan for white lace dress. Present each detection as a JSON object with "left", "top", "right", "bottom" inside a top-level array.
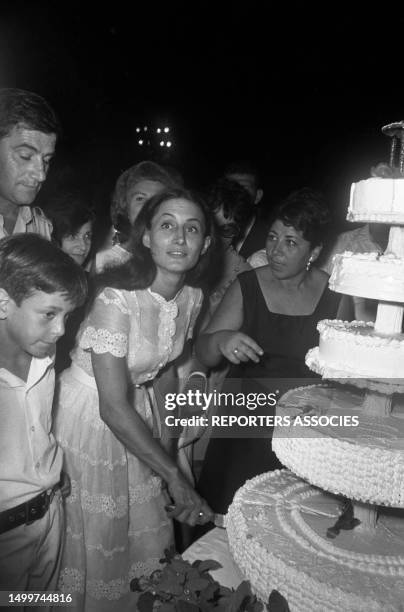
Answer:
[{"left": 53, "top": 285, "right": 202, "bottom": 611}]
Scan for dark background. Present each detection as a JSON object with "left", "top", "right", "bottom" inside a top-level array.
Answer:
[{"left": 1, "top": 2, "right": 403, "bottom": 227}]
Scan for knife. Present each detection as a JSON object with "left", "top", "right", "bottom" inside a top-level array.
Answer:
[{"left": 165, "top": 504, "right": 226, "bottom": 528}]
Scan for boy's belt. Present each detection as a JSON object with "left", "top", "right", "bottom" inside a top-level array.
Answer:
[{"left": 0, "top": 478, "right": 62, "bottom": 535}]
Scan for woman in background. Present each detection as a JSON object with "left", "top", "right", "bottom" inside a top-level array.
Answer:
[
  {"left": 44, "top": 189, "right": 95, "bottom": 373},
  {"left": 95, "top": 160, "right": 180, "bottom": 271},
  {"left": 195, "top": 188, "right": 342, "bottom": 514}
]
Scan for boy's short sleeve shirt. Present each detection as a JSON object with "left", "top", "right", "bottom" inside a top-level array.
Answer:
[{"left": 0, "top": 356, "right": 63, "bottom": 511}]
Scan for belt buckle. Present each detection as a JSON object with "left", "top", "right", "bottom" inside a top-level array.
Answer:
[{"left": 25, "top": 491, "right": 49, "bottom": 526}]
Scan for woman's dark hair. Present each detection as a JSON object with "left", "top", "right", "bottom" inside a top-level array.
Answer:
[
  {"left": 270, "top": 188, "right": 331, "bottom": 248},
  {"left": 44, "top": 190, "right": 96, "bottom": 246},
  {"left": 207, "top": 178, "right": 254, "bottom": 244},
  {"left": 95, "top": 187, "right": 215, "bottom": 293}
]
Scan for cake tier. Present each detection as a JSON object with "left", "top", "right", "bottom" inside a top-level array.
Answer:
[
  {"left": 272, "top": 384, "right": 404, "bottom": 507},
  {"left": 306, "top": 320, "right": 404, "bottom": 391},
  {"left": 227, "top": 470, "right": 404, "bottom": 612},
  {"left": 329, "top": 252, "right": 404, "bottom": 302},
  {"left": 348, "top": 178, "right": 404, "bottom": 223}
]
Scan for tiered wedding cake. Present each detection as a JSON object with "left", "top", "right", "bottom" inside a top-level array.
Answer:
[{"left": 226, "top": 124, "right": 404, "bottom": 611}]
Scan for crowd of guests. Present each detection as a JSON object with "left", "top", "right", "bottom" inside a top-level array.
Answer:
[{"left": 0, "top": 88, "right": 381, "bottom": 611}]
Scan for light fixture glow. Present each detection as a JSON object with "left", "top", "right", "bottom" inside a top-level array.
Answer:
[
  {"left": 164, "top": 127, "right": 170, "bottom": 133},
  {"left": 159, "top": 141, "right": 164, "bottom": 146},
  {"left": 136, "top": 127, "right": 141, "bottom": 133},
  {"left": 166, "top": 141, "right": 172, "bottom": 147},
  {"left": 143, "top": 126, "right": 148, "bottom": 131},
  {"left": 157, "top": 128, "right": 161, "bottom": 133},
  {"left": 138, "top": 139, "right": 143, "bottom": 145}
]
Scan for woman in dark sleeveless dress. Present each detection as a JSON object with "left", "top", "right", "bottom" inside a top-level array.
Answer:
[{"left": 195, "top": 188, "right": 342, "bottom": 514}]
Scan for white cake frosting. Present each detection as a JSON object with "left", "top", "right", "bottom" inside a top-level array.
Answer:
[
  {"left": 227, "top": 470, "right": 404, "bottom": 611},
  {"left": 329, "top": 252, "right": 404, "bottom": 302},
  {"left": 348, "top": 178, "right": 404, "bottom": 223},
  {"left": 227, "top": 169, "right": 404, "bottom": 609},
  {"left": 306, "top": 319, "right": 404, "bottom": 384},
  {"left": 272, "top": 384, "right": 404, "bottom": 507}
]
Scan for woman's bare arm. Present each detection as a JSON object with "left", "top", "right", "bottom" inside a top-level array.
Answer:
[
  {"left": 91, "top": 351, "right": 213, "bottom": 525},
  {"left": 195, "top": 278, "right": 263, "bottom": 367}
]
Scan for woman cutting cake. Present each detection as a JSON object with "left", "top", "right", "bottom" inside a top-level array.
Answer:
[
  {"left": 54, "top": 188, "right": 215, "bottom": 610},
  {"left": 195, "top": 188, "right": 343, "bottom": 514}
]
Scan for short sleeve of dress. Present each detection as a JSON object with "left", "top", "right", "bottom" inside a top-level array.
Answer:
[
  {"left": 78, "top": 287, "right": 130, "bottom": 358},
  {"left": 186, "top": 288, "right": 204, "bottom": 340}
]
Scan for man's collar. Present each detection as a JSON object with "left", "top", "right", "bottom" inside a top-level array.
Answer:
[
  {"left": 0, "top": 206, "right": 33, "bottom": 232},
  {"left": 19, "top": 206, "right": 33, "bottom": 224}
]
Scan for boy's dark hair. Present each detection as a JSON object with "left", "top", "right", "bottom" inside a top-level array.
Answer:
[
  {"left": 0, "top": 234, "right": 87, "bottom": 306},
  {"left": 270, "top": 187, "right": 331, "bottom": 248},
  {"left": 43, "top": 189, "right": 96, "bottom": 245},
  {"left": 0, "top": 88, "right": 61, "bottom": 140},
  {"left": 96, "top": 187, "right": 215, "bottom": 292}
]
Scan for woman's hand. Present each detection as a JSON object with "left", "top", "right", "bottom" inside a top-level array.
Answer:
[
  {"left": 166, "top": 473, "right": 214, "bottom": 526},
  {"left": 217, "top": 330, "right": 263, "bottom": 364}
]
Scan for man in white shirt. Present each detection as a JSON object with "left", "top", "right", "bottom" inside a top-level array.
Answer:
[{"left": 0, "top": 88, "right": 60, "bottom": 240}]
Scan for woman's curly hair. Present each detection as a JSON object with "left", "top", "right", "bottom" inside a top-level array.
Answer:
[{"left": 270, "top": 187, "right": 331, "bottom": 248}]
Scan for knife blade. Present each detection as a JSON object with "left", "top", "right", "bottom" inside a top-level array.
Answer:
[
  {"left": 209, "top": 512, "right": 226, "bottom": 528},
  {"left": 165, "top": 504, "right": 226, "bottom": 528}
]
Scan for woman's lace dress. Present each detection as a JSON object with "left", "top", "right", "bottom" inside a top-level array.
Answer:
[{"left": 53, "top": 285, "right": 202, "bottom": 611}]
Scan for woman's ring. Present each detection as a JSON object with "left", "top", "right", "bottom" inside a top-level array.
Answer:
[
  {"left": 233, "top": 348, "right": 239, "bottom": 354},
  {"left": 198, "top": 511, "right": 204, "bottom": 518}
]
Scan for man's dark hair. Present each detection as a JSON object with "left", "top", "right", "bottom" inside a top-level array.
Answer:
[
  {"left": 0, "top": 234, "right": 87, "bottom": 306},
  {"left": 207, "top": 177, "right": 254, "bottom": 243},
  {"left": 0, "top": 88, "right": 61, "bottom": 140},
  {"left": 223, "top": 160, "right": 261, "bottom": 188}
]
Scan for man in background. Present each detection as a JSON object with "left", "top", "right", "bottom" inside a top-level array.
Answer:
[
  {"left": 224, "top": 160, "right": 269, "bottom": 259},
  {"left": 0, "top": 88, "right": 61, "bottom": 239}
]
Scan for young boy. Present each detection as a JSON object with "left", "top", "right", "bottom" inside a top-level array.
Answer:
[{"left": 0, "top": 234, "right": 87, "bottom": 601}]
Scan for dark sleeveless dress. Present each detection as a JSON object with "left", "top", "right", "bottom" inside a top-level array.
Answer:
[{"left": 197, "top": 269, "right": 340, "bottom": 514}]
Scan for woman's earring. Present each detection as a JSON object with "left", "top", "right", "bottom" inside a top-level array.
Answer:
[{"left": 306, "top": 255, "right": 314, "bottom": 271}]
